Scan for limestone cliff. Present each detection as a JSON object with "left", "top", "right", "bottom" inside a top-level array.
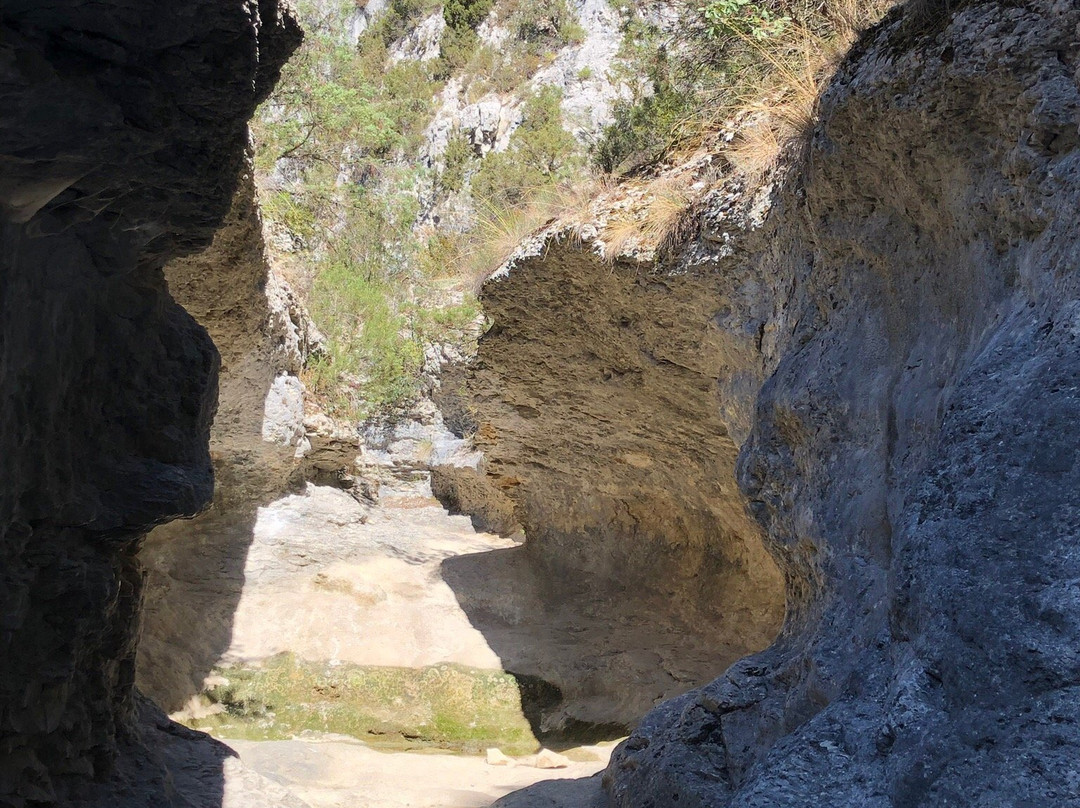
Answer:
[
  {"left": 464, "top": 1, "right": 1080, "bottom": 805},
  {"left": 0, "top": 2, "right": 299, "bottom": 805}
]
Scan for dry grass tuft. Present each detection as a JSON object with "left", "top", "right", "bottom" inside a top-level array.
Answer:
[
  {"left": 601, "top": 177, "right": 694, "bottom": 261},
  {"left": 427, "top": 180, "right": 605, "bottom": 291},
  {"left": 720, "top": 1, "right": 896, "bottom": 183}
]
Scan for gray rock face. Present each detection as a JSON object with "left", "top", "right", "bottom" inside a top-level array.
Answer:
[
  {"left": 0, "top": 1, "right": 299, "bottom": 804},
  {"left": 457, "top": 1, "right": 1080, "bottom": 805},
  {"left": 603, "top": 3, "right": 1080, "bottom": 806}
]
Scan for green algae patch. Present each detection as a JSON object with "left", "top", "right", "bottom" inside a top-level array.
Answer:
[{"left": 183, "top": 654, "right": 540, "bottom": 755}]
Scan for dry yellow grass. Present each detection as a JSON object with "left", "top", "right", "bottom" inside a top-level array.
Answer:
[
  {"left": 427, "top": 180, "right": 606, "bottom": 291},
  {"left": 436, "top": 0, "right": 902, "bottom": 283},
  {"left": 601, "top": 177, "right": 693, "bottom": 261},
  {"left": 721, "top": 1, "right": 896, "bottom": 182}
]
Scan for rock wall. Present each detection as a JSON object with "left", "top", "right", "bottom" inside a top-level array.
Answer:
[
  {"left": 0, "top": 2, "right": 299, "bottom": 804},
  {"left": 602, "top": 2, "right": 1080, "bottom": 805},
  {"left": 450, "top": 217, "right": 788, "bottom": 729},
  {"left": 466, "top": 1, "right": 1080, "bottom": 805},
  {"left": 469, "top": 235, "right": 786, "bottom": 632},
  {"left": 136, "top": 171, "right": 321, "bottom": 715}
]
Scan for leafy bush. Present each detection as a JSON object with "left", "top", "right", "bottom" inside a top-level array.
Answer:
[
  {"left": 472, "top": 87, "right": 582, "bottom": 207},
  {"left": 438, "top": 0, "right": 494, "bottom": 75},
  {"left": 439, "top": 134, "right": 474, "bottom": 194},
  {"left": 506, "top": 0, "right": 584, "bottom": 45},
  {"left": 367, "top": 0, "right": 442, "bottom": 45},
  {"left": 699, "top": 0, "right": 791, "bottom": 40},
  {"left": 592, "top": 23, "right": 696, "bottom": 174},
  {"left": 444, "top": 0, "right": 495, "bottom": 32}
]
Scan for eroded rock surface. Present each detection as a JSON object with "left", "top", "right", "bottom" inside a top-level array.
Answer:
[
  {"left": 601, "top": 3, "right": 1080, "bottom": 806},
  {"left": 450, "top": 2, "right": 1080, "bottom": 806},
  {"left": 449, "top": 226, "right": 789, "bottom": 733},
  {"left": 137, "top": 171, "right": 322, "bottom": 714},
  {"left": 0, "top": 1, "right": 299, "bottom": 804}
]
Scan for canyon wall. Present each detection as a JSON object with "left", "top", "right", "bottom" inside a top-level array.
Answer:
[
  {"left": 468, "top": 1, "right": 1080, "bottom": 805},
  {"left": 4, "top": 0, "right": 1079, "bottom": 805},
  {"left": 137, "top": 170, "right": 322, "bottom": 715},
  {"left": 0, "top": 2, "right": 299, "bottom": 804},
  {"left": 453, "top": 230, "right": 789, "bottom": 728}
]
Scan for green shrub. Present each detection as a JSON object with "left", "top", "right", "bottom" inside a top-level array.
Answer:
[
  {"left": 366, "top": 0, "right": 442, "bottom": 45},
  {"left": 444, "top": 0, "right": 495, "bottom": 31},
  {"left": 439, "top": 134, "right": 474, "bottom": 194},
  {"left": 592, "top": 30, "right": 697, "bottom": 174},
  {"left": 592, "top": 0, "right": 893, "bottom": 173},
  {"left": 436, "top": 24, "right": 481, "bottom": 77},
  {"left": 260, "top": 191, "right": 318, "bottom": 242},
  {"left": 472, "top": 86, "right": 582, "bottom": 207},
  {"left": 507, "top": 0, "right": 584, "bottom": 44},
  {"left": 699, "top": 0, "right": 791, "bottom": 40}
]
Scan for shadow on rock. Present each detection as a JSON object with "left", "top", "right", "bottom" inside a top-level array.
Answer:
[
  {"left": 491, "top": 774, "right": 607, "bottom": 808},
  {"left": 440, "top": 543, "right": 751, "bottom": 749}
]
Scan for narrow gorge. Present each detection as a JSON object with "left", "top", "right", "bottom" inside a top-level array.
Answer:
[{"left": 3, "top": 0, "right": 1080, "bottom": 807}]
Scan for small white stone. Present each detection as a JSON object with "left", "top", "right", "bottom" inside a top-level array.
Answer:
[
  {"left": 534, "top": 748, "right": 571, "bottom": 769},
  {"left": 486, "top": 748, "right": 514, "bottom": 766}
]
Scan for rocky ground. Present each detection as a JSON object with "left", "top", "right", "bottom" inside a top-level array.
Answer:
[
  {"left": 225, "top": 735, "right": 611, "bottom": 808},
  {"left": 148, "top": 476, "right": 630, "bottom": 807}
]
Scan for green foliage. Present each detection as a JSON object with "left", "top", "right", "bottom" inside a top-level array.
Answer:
[
  {"left": 436, "top": 23, "right": 481, "bottom": 77},
  {"left": 699, "top": 0, "right": 791, "bottom": 40},
  {"left": 592, "top": 0, "right": 891, "bottom": 174},
  {"left": 592, "top": 23, "right": 696, "bottom": 173},
  {"left": 593, "top": 92, "right": 688, "bottom": 174},
  {"left": 439, "top": 134, "right": 474, "bottom": 194},
  {"left": 296, "top": 173, "right": 428, "bottom": 415},
  {"left": 260, "top": 191, "right": 317, "bottom": 242},
  {"left": 444, "top": 0, "right": 495, "bottom": 32},
  {"left": 366, "top": 0, "right": 442, "bottom": 45},
  {"left": 437, "top": 0, "right": 493, "bottom": 74},
  {"left": 255, "top": 7, "right": 437, "bottom": 171},
  {"left": 472, "top": 86, "right": 582, "bottom": 207},
  {"left": 253, "top": 0, "right": 490, "bottom": 418},
  {"left": 506, "top": 0, "right": 585, "bottom": 45}
]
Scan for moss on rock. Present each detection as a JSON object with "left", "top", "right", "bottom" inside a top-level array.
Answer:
[{"left": 184, "top": 654, "right": 541, "bottom": 755}]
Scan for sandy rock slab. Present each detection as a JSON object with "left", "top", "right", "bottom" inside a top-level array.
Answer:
[{"left": 226, "top": 736, "right": 613, "bottom": 808}]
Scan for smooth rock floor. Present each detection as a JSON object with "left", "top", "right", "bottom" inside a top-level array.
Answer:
[{"left": 225, "top": 736, "right": 611, "bottom": 808}]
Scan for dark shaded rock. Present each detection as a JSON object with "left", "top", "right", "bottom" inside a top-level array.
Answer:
[
  {"left": 136, "top": 171, "right": 317, "bottom": 715},
  {"left": 0, "top": 1, "right": 299, "bottom": 804}
]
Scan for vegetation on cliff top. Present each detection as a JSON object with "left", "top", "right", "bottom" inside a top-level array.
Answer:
[
  {"left": 595, "top": 0, "right": 893, "bottom": 174},
  {"left": 253, "top": 0, "right": 590, "bottom": 419},
  {"left": 253, "top": 0, "right": 895, "bottom": 420}
]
